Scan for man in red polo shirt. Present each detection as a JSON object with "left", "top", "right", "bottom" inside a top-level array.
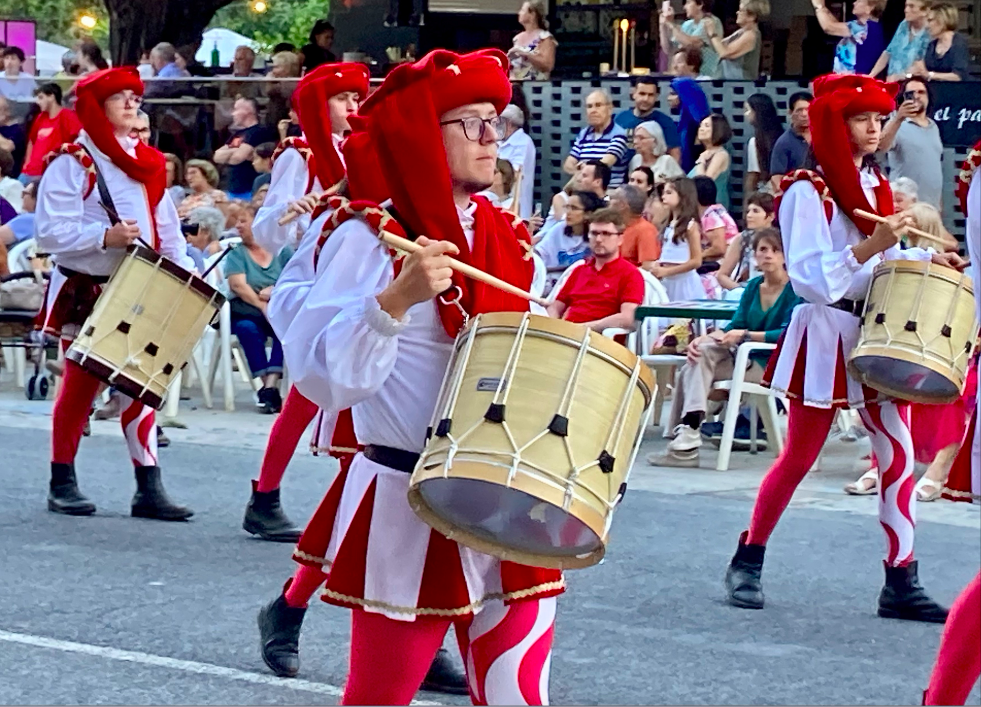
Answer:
[{"left": 548, "top": 206, "right": 645, "bottom": 332}]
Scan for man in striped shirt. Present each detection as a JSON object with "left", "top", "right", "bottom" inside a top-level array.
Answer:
[{"left": 563, "top": 89, "right": 630, "bottom": 188}]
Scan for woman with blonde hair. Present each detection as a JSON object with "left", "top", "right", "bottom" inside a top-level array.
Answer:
[
  {"left": 904, "top": 201, "right": 958, "bottom": 250},
  {"left": 704, "top": 0, "right": 770, "bottom": 79},
  {"left": 509, "top": 0, "right": 557, "bottom": 80},
  {"left": 177, "top": 159, "right": 227, "bottom": 218},
  {"left": 913, "top": 2, "right": 970, "bottom": 81}
]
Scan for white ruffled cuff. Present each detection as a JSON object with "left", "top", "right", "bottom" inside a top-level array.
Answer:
[
  {"left": 363, "top": 295, "right": 410, "bottom": 337},
  {"left": 843, "top": 245, "right": 863, "bottom": 273}
]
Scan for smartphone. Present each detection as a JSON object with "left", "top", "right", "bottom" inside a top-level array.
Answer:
[
  {"left": 901, "top": 90, "right": 915, "bottom": 104},
  {"left": 662, "top": 0, "right": 672, "bottom": 13}
]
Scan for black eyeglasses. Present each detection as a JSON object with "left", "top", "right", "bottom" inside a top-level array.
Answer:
[{"left": 439, "top": 115, "right": 504, "bottom": 142}]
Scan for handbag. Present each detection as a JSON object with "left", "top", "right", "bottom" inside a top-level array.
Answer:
[{"left": 0, "top": 271, "right": 47, "bottom": 312}]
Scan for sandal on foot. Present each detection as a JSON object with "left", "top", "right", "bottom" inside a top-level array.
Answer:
[
  {"left": 915, "top": 476, "right": 943, "bottom": 502},
  {"left": 845, "top": 469, "right": 878, "bottom": 495}
]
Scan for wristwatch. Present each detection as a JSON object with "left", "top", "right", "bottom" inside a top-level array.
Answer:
[{"left": 741, "top": 331, "right": 752, "bottom": 343}]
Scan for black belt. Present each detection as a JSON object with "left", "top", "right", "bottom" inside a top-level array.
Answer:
[
  {"left": 826, "top": 298, "right": 865, "bottom": 317},
  {"left": 363, "top": 444, "right": 420, "bottom": 474},
  {"left": 57, "top": 265, "right": 111, "bottom": 285}
]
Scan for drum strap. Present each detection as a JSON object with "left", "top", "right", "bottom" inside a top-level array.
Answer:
[
  {"left": 363, "top": 444, "right": 419, "bottom": 474},
  {"left": 823, "top": 297, "right": 865, "bottom": 317},
  {"left": 79, "top": 146, "right": 121, "bottom": 226}
]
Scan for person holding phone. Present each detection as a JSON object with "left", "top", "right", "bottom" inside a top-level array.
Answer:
[{"left": 879, "top": 75, "right": 943, "bottom": 207}]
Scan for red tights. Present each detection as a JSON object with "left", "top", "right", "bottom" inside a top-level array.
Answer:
[
  {"left": 342, "top": 597, "right": 557, "bottom": 706},
  {"left": 256, "top": 386, "right": 319, "bottom": 493},
  {"left": 924, "top": 572, "right": 981, "bottom": 705}
]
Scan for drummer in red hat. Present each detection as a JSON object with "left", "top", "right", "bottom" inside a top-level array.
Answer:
[
  {"left": 721, "top": 74, "right": 963, "bottom": 621},
  {"left": 922, "top": 140, "right": 981, "bottom": 706},
  {"left": 243, "top": 62, "right": 369, "bottom": 544},
  {"left": 35, "top": 67, "right": 195, "bottom": 521},
  {"left": 259, "top": 49, "right": 562, "bottom": 705}
]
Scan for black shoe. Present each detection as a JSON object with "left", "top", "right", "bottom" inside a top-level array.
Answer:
[
  {"left": 878, "top": 561, "right": 949, "bottom": 624},
  {"left": 244, "top": 480, "right": 302, "bottom": 542},
  {"left": 47, "top": 463, "right": 96, "bottom": 516},
  {"left": 420, "top": 647, "right": 469, "bottom": 695},
  {"left": 408, "top": 12, "right": 424, "bottom": 26},
  {"left": 267, "top": 387, "right": 283, "bottom": 413},
  {"left": 258, "top": 593, "right": 306, "bottom": 678},
  {"left": 725, "top": 531, "right": 765, "bottom": 609},
  {"left": 257, "top": 387, "right": 282, "bottom": 414},
  {"left": 131, "top": 466, "right": 193, "bottom": 521},
  {"left": 383, "top": 12, "right": 397, "bottom": 26},
  {"left": 157, "top": 426, "right": 170, "bottom": 448}
]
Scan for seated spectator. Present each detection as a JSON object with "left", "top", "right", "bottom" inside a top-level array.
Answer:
[
  {"left": 652, "top": 177, "right": 704, "bottom": 301},
  {"left": 704, "top": 0, "right": 770, "bottom": 80},
  {"left": 497, "top": 104, "right": 537, "bottom": 218},
  {"left": 252, "top": 183, "right": 270, "bottom": 210},
  {"left": 544, "top": 159, "right": 610, "bottom": 232},
  {"left": 21, "top": 83, "right": 82, "bottom": 184},
  {"left": 693, "top": 176, "right": 738, "bottom": 262},
  {"left": 812, "top": 0, "right": 886, "bottom": 75},
  {"left": 611, "top": 184, "right": 660, "bottom": 272},
  {"left": 615, "top": 76, "right": 682, "bottom": 165},
  {"left": 546, "top": 207, "right": 645, "bottom": 333},
  {"left": 869, "top": 0, "right": 930, "bottom": 81},
  {"left": 670, "top": 77, "right": 711, "bottom": 172},
  {"left": 743, "top": 94, "right": 782, "bottom": 199},
  {"left": 278, "top": 107, "right": 302, "bottom": 141},
  {"left": 650, "top": 228, "right": 798, "bottom": 467},
  {"left": 563, "top": 90, "right": 630, "bottom": 188},
  {"left": 184, "top": 206, "right": 226, "bottom": 271},
  {"left": 214, "top": 97, "right": 272, "bottom": 200},
  {"left": 232, "top": 46, "right": 258, "bottom": 78},
  {"left": 266, "top": 51, "right": 301, "bottom": 129},
  {"left": 0, "top": 46, "right": 37, "bottom": 103},
  {"left": 717, "top": 191, "right": 775, "bottom": 291},
  {"left": 130, "top": 110, "right": 151, "bottom": 144},
  {"left": 689, "top": 113, "right": 733, "bottom": 210},
  {"left": 914, "top": 2, "right": 970, "bottom": 81},
  {"left": 659, "top": 0, "right": 725, "bottom": 78},
  {"left": 629, "top": 121, "right": 685, "bottom": 184},
  {"left": 891, "top": 176, "right": 919, "bottom": 211},
  {"left": 0, "top": 96, "right": 26, "bottom": 176},
  {"left": 904, "top": 201, "right": 958, "bottom": 250},
  {"left": 670, "top": 47, "right": 713, "bottom": 81},
  {"left": 178, "top": 159, "right": 227, "bottom": 218},
  {"left": 629, "top": 166, "right": 656, "bottom": 196},
  {"left": 150, "top": 42, "right": 186, "bottom": 78},
  {"left": 164, "top": 153, "right": 186, "bottom": 209},
  {"left": 644, "top": 184, "right": 672, "bottom": 231},
  {"left": 301, "top": 20, "right": 336, "bottom": 73},
  {"left": 223, "top": 202, "right": 293, "bottom": 414},
  {"left": 478, "top": 158, "right": 516, "bottom": 209},
  {"left": 535, "top": 190, "right": 604, "bottom": 292},
  {"left": 0, "top": 148, "right": 23, "bottom": 212},
  {"left": 251, "top": 142, "right": 276, "bottom": 195},
  {"left": 0, "top": 179, "right": 34, "bottom": 245},
  {"left": 768, "top": 91, "right": 812, "bottom": 190}
]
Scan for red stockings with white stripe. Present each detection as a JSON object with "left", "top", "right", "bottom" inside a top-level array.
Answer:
[
  {"left": 341, "top": 597, "right": 556, "bottom": 706},
  {"left": 119, "top": 393, "right": 158, "bottom": 467}
]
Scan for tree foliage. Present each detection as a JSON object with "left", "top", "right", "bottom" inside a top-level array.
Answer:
[
  {"left": 4, "top": 0, "right": 109, "bottom": 48},
  {"left": 211, "top": 0, "right": 331, "bottom": 51}
]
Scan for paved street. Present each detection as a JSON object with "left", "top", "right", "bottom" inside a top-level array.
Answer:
[{"left": 0, "top": 387, "right": 978, "bottom": 705}]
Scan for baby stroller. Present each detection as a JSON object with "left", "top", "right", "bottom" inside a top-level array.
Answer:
[{"left": 0, "top": 270, "right": 58, "bottom": 399}]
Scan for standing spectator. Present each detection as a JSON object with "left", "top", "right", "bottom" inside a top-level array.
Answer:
[
  {"left": 76, "top": 41, "right": 109, "bottom": 74},
  {"left": 704, "top": 0, "right": 770, "bottom": 80},
  {"left": 611, "top": 184, "right": 661, "bottom": 271},
  {"left": 812, "top": 0, "right": 886, "bottom": 75},
  {"left": 563, "top": 90, "right": 630, "bottom": 188},
  {"left": 880, "top": 76, "right": 943, "bottom": 207},
  {"left": 300, "top": 21, "right": 336, "bottom": 73},
  {"left": 743, "top": 94, "right": 783, "bottom": 198},
  {"left": 717, "top": 191, "right": 776, "bottom": 290},
  {"left": 0, "top": 179, "right": 36, "bottom": 245},
  {"left": 547, "top": 207, "right": 645, "bottom": 333},
  {"left": 163, "top": 153, "right": 185, "bottom": 209},
  {"left": 509, "top": 1, "right": 557, "bottom": 81},
  {"left": 535, "top": 190, "right": 604, "bottom": 292},
  {"left": 20, "top": 83, "right": 82, "bottom": 184},
  {"left": 251, "top": 142, "right": 276, "bottom": 195},
  {"left": 670, "top": 77, "right": 710, "bottom": 172},
  {"left": 652, "top": 177, "right": 704, "bottom": 301},
  {"left": 0, "top": 97, "right": 26, "bottom": 177},
  {"left": 628, "top": 121, "right": 685, "bottom": 183},
  {"left": 0, "top": 47, "right": 36, "bottom": 103},
  {"left": 660, "top": 0, "right": 726, "bottom": 79},
  {"left": 497, "top": 104, "right": 537, "bottom": 218},
  {"left": 214, "top": 97, "right": 270, "bottom": 200},
  {"left": 891, "top": 176, "right": 919, "bottom": 211},
  {"left": 913, "top": 2, "right": 970, "bottom": 81},
  {"left": 177, "top": 159, "right": 227, "bottom": 218},
  {"left": 768, "top": 91, "right": 812, "bottom": 188},
  {"left": 232, "top": 46, "right": 258, "bottom": 77},
  {"left": 689, "top": 113, "right": 733, "bottom": 210},
  {"left": 868, "top": 0, "right": 930, "bottom": 81},
  {"left": 615, "top": 77, "right": 682, "bottom": 164},
  {"left": 0, "top": 148, "right": 24, "bottom": 212}
]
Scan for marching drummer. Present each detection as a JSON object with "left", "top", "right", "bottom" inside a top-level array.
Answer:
[
  {"left": 243, "top": 63, "right": 369, "bottom": 544},
  {"left": 35, "top": 67, "right": 194, "bottom": 521},
  {"left": 267, "top": 50, "right": 563, "bottom": 705},
  {"left": 722, "top": 74, "right": 963, "bottom": 621}
]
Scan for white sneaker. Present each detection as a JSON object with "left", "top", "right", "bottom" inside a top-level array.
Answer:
[{"left": 668, "top": 425, "right": 703, "bottom": 453}]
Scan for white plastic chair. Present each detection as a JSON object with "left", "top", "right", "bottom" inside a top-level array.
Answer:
[
  {"left": 7, "top": 238, "right": 36, "bottom": 274},
  {"left": 544, "top": 260, "right": 584, "bottom": 305}
]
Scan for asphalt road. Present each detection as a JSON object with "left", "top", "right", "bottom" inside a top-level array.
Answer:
[{"left": 0, "top": 423, "right": 978, "bottom": 705}]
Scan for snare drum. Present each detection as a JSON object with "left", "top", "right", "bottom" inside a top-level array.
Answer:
[
  {"left": 849, "top": 259, "right": 978, "bottom": 404},
  {"left": 66, "top": 245, "right": 224, "bottom": 410},
  {"left": 408, "top": 312, "right": 656, "bottom": 570}
]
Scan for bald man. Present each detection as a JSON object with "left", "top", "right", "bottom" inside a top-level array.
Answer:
[{"left": 562, "top": 89, "right": 630, "bottom": 188}]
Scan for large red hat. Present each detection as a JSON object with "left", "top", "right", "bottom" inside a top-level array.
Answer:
[
  {"left": 809, "top": 74, "right": 899, "bottom": 236},
  {"left": 293, "top": 62, "right": 370, "bottom": 189},
  {"left": 73, "top": 67, "right": 167, "bottom": 215}
]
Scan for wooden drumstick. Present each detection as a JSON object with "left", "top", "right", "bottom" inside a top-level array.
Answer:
[
  {"left": 377, "top": 230, "right": 549, "bottom": 307},
  {"left": 852, "top": 209, "right": 951, "bottom": 248},
  {"left": 509, "top": 167, "right": 523, "bottom": 216},
  {"left": 277, "top": 202, "right": 312, "bottom": 226}
]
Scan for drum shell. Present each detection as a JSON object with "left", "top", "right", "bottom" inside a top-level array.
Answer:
[
  {"left": 66, "top": 245, "right": 224, "bottom": 410},
  {"left": 408, "top": 312, "right": 655, "bottom": 570},
  {"left": 849, "top": 260, "right": 978, "bottom": 404}
]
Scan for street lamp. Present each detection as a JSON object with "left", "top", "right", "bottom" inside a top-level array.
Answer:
[
  {"left": 78, "top": 14, "right": 98, "bottom": 30},
  {"left": 251, "top": 0, "right": 268, "bottom": 12}
]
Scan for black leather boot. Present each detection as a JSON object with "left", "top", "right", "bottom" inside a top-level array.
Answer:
[
  {"left": 47, "top": 463, "right": 96, "bottom": 516},
  {"left": 243, "top": 480, "right": 302, "bottom": 542},
  {"left": 725, "top": 531, "right": 766, "bottom": 609},
  {"left": 258, "top": 593, "right": 306, "bottom": 677},
  {"left": 131, "top": 466, "right": 193, "bottom": 521},
  {"left": 420, "top": 647, "right": 469, "bottom": 695},
  {"left": 878, "top": 561, "right": 949, "bottom": 624}
]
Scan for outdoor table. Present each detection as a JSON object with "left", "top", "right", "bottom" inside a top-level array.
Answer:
[{"left": 635, "top": 299, "right": 740, "bottom": 338}]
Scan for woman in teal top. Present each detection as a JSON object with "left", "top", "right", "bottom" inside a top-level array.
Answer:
[
  {"left": 688, "top": 113, "right": 732, "bottom": 210},
  {"left": 653, "top": 227, "right": 800, "bottom": 467}
]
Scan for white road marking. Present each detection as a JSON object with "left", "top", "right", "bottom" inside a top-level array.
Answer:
[{"left": 0, "top": 629, "right": 441, "bottom": 705}]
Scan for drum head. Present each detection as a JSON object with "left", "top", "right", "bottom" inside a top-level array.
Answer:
[
  {"left": 850, "top": 354, "right": 961, "bottom": 404},
  {"left": 415, "top": 477, "right": 602, "bottom": 562}
]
